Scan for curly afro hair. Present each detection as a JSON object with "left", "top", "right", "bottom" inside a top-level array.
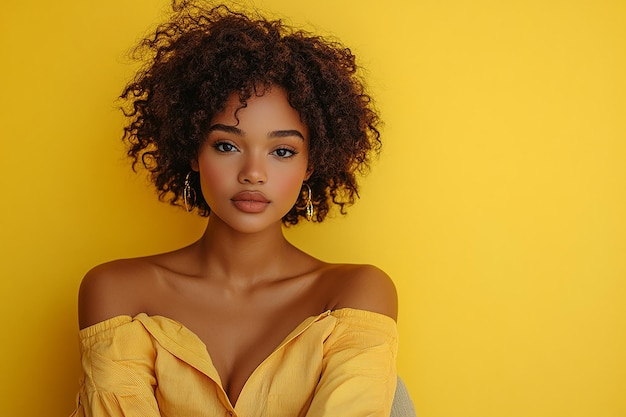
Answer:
[{"left": 121, "top": 0, "right": 381, "bottom": 225}]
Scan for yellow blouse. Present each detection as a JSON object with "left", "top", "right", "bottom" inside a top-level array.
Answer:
[{"left": 70, "top": 308, "right": 398, "bottom": 417}]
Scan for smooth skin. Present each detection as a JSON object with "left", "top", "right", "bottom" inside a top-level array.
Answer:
[{"left": 78, "top": 86, "right": 397, "bottom": 405}]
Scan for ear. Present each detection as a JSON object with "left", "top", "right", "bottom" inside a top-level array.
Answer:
[
  {"left": 191, "top": 159, "right": 199, "bottom": 172},
  {"left": 304, "top": 166, "right": 314, "bottom": 181}
]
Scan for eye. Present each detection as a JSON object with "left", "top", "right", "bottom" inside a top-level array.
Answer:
[
  {"left": 272, "top": 147, "right": 297, "bottom": 158},
  {"left": 214, "top": 142, "right": 238, "bottom": 153}
]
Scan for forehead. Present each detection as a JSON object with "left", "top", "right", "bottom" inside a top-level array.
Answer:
[{"left": 210, "top": 86, "right": 308, "bottom": 137}]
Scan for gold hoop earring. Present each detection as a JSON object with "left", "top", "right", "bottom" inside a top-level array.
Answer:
[
  {"left": 304, "top": 183, "right": 314, "bottom": 221},
  {"left": 183, "top": 172, "right": 196, "bottom": 212}
]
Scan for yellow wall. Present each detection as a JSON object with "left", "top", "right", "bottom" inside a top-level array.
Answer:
[{"left": 1, "top": 1, "right": 624, "bottom": 416}]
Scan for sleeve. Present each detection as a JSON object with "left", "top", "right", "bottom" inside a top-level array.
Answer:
[
  {"left": 69, "top": 316, "right": 161, "bottom": 417},
  {"left": 305, "top": 309, "right": 398, "bottom": 417}
]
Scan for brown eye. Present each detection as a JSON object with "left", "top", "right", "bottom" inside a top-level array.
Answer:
[
  {"left": 272, "top": 147, "right": 297, "bottom": 158},
  {"left": 214, "top": 142, "right": 238, "bottom": 153}
]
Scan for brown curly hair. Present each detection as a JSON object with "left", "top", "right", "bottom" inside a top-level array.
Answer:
[{"left": 121, "top": 0, "right": 381, "bottom": 225}]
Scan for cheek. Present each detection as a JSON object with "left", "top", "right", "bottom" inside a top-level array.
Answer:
[
  {"left": 197, "top": 160, "right": 231, "bottom": 200},
  {"left": 272, "top": 165, "right": 309, "bottom": 203}
]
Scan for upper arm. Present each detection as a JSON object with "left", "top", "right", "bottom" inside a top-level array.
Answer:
[
  {"left": 307, "top": 265, "right": 398, "bottom": 417},
  {"left": 78, "top": 260, "right": 150, "bottom": 329},
  {"left": 331, "top": 265, "right": 398, "bottom": 321}
]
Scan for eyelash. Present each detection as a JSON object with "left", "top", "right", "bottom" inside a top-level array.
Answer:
[
  {"left": 213, "top": 141, "right": 238, "bottom": 153},
  {"left": 272, "top": 147, "right": 298, "bottom": 158},
  {"left": 212, "top": 142, "right": 298, "bottom": 159}
]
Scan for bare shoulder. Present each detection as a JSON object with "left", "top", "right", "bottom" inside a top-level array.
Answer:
[
  {"left": 322, "top": 264, "right": 398, "bottom": 321},
  {"left": 78, "top": 257, "right": 162, "bottom": 329}
]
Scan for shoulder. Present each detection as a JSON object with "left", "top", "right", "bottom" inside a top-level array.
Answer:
[
  {"left": 322, "top": 264, "right": 398, "bottom": 321},
  {"left": 78, "top": 257, "right": 162, "bottom": 329}
]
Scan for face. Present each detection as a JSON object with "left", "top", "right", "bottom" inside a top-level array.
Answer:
[{"left": 192, "top": 86, "right": 312, "bottom": 233}]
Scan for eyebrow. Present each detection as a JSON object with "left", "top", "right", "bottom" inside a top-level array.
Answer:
[
  {"left": 208, "top": 124, "right": 305, "bottom": 140},
  {"left": 268, "top": 129, "right": 306, "bottom": 140},
  {"left": 207, "top": 124, "right": 243, "bottom": 135}
]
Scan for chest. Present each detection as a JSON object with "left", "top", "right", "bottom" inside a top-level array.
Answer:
[
  {"left": 147, "top": 277, "right": 328, "bottom": 404},
  {"left": 150, "top": 314, "right": 333, "bottom": 415}
]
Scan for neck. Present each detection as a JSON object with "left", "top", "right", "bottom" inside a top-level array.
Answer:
[{"left": 193, "top": 215, "right": 296, "bottom": 285}]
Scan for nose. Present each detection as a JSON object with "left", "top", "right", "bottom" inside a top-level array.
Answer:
[{"left": 238, "top": 153, "right": 267, "bottom": 184}]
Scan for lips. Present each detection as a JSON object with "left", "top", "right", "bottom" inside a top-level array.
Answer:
[{"left": 231, "top": 191, "right": 271, "bottom": 213}]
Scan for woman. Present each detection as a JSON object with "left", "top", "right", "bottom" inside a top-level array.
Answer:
[{"left": 72, "top": 1, "right": 398, "bottom": 416}]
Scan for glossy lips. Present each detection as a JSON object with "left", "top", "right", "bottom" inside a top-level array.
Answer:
[{"left": 231, "top": 191, "right": 271, "bottom": 213}]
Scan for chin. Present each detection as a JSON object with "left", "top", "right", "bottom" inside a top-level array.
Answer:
[{"left": 210, "top": 212, "right": 284, "bottom": 234}]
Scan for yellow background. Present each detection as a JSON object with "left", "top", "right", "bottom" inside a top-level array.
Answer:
[{"left": 1, "top": 1, "right": 625, "bottom": 416}]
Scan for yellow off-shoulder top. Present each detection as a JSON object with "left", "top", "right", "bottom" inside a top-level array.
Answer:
[{"left": 70, "top": 308, "right": 398, "bottom": 417}]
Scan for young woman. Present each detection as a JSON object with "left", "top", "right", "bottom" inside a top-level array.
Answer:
[{"left": 71, "top": 2, "right": 398, "bottom": 416}]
